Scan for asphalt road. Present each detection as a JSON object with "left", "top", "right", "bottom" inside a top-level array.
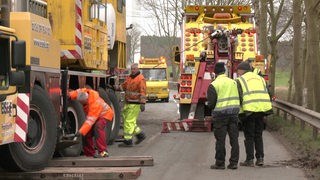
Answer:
[{"left": 109, "top": 90, "right": 308, "bottom": 180}]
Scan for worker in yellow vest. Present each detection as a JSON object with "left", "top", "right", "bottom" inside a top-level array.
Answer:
[
  {"left": 207, "top": 62, "right": 240, "bottom": 170},
  {"left": 236, "top": 61, "right": 273, "bottom": 167}
]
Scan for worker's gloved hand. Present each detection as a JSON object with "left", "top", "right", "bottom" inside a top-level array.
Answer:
[{"left": 140, "top": 104, "right": 145, "bottom": 112}]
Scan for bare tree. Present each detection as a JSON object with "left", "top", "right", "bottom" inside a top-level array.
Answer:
[
  {"left": 267, "top": 0, "right": 293, "bottom": 95},
  {"left": 127, "top": 23, "right": 141, "bottom": 65},
  {"left": 292, "top": 0, "right": 304, "bottom": 105},
  {"left": 138, "top": 0, "right": 182, "bottom": 80},
  {"left": 304, "top": 0, "right": 320, "bottom": 111}
]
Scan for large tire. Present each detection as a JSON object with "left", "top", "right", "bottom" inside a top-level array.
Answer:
[
  {"left": 98, "top": 88, "right": 120, "bottom": 145},
  {"left": 0, "top": 85, "right": 57, "bottom": 171},
  {"left": 59, "top": 100, "right": 85, "bottom": 157},
  {"left": 105, "top": 89, "right": 121, "bottom": 145}
]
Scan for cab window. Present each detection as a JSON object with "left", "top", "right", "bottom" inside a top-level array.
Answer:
[{"left": 0, "top": 38, "right": 9, "bottom": 89}]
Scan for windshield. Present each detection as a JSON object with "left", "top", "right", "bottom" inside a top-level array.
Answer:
[{"left": 140, "top": 68, "right": 167, "bottom": 81}]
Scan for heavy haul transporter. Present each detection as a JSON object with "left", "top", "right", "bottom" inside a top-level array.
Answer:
[
  {"left": 173, "top": 5, "right": 268, "bottom": 121},
  {"left": 0, "top": 0, "right": 127, "bottom": 171}
]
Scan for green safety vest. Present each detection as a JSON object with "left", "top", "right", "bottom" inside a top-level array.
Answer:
[
  {"left": 211, "top": 74, "right": 240, "bottom": 117},
  {"left": 237, "top": 72, "right": 272, "bottom": 113}
]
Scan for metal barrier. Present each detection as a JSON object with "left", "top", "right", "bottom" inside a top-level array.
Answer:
[{"left": 272, "top": 99, "right": 320, "bottom": 139}]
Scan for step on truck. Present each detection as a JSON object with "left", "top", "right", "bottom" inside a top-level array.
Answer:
[
  {"left": 0, "top": 0, "right": 127, "bottom": 171},
  {"left": 173, "top": 5, "right": 269, "bottom": 122}
]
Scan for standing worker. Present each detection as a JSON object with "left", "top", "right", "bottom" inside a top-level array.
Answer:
[
  {"left": 114, "top": 63, "right": 147, "bottom": 147},
  {"left": 69, "top": 88, "right": 114, "bottom": 158},
  {"left": 236, "top": 61, "right": 273, "bottom": 167},
  {"left": 207, "top": 62, "right": 240, "bottom": 170}
]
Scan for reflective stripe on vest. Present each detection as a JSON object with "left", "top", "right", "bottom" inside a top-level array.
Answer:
[
  {"left": 238, "top": 72, "right": 272, "bottom": 112},
  {"left": 97, "top": 98, "right": 109, "bottom": 117},
  {"left": 211, "top": 74, "right": 240, "bottom": 117}
]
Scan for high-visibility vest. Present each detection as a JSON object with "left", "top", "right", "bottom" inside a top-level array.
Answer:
[
  {"left": 119, "top": 73, "right": 146, "bottom": 104},
  {"left": 237, "top": 72, "right": 272, "bottom": 113},
  {"left": 69, "top": 88, "right": 114, "bottom": 136},
  {"left": 211, "top": 74, "right": 240, "bottom": 117}
]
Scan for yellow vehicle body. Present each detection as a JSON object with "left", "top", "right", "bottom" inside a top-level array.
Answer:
[
  {"left": 0, "top": 0, "right": 127, "bottom": 171},
  {"left": 10, "top": 12, "right": 60, "bottom": 68},
  {"left": 184, "top": 5, "right": 256, "bottom": 61},
  {"left": 47, "top": 0, "right": 126, "bottom": 70},
  {"left": 139, "top": 57, "right": 169, "bottom": 102}
]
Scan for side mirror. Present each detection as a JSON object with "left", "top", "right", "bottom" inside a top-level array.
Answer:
[
  {"left": 170, "top": 72, "right": 173, "bottom": 78},
  {"left": 172, "top": 46, "right": 180, "bottom": 64},
  {"left": 9, "top": 71, "right": 25, "bottom": 86},
  {"left": 12, "top": 40, "right": 26, "bottom": 68}
]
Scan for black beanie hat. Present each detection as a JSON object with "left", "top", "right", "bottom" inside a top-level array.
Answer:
[
  {"left": 214, "top": 62, "right": 225, "bottom": 75},
  {"left": 237, "top": 61, "right": 251, "bottom": 71}
]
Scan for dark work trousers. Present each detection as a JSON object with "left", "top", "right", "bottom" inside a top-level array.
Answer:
[
  {"left": 83, "top": 117, "right": 108, "bottom": 156},
  {"left": 242, "top": 112, "right": 265, "bottom": 161},
  {"left": 213, "top": 116, "right": 239, "bottom": 166}
]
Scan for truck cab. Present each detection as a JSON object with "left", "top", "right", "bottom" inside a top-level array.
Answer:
[{"left": 139, "top": 57, "right": 169, "bottom": 102}]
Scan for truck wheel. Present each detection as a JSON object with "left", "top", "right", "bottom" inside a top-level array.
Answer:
[
  {"left": 59, "top": 100, "right": 85, "bottom": 157},
  {"left": 97, "top": 87, "right": 112, "bottom": 143},
  {"left": 105, "top": 89, "right": 121, "bottom": 145},
  {"left": 0, "top": 85, "right": 57, "bottom": 171}
]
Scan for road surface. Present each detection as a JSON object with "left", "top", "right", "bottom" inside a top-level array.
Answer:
[{"left": 109, "top": 90, "right": 308, "bottom": 180}]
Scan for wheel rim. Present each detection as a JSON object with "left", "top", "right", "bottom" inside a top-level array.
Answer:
[
  {"left": 24, "top": 104, "right": 46, "bottom": 153},
  {"left": 66, "top": 106, "right": 78, "bottom": 133},
  {"left": 109, "top": 103, "right": 115, "bottom": 130}
]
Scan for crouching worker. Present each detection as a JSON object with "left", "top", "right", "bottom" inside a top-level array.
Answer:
[{"left": 69, "top": 88, "right": 114, "bottom": 158}]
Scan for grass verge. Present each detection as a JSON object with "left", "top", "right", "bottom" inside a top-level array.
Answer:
[{"left": 266, "top": 115, "right": 320, "bottom": 179}]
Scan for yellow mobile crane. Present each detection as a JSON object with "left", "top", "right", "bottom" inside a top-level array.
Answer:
[{"left": 0, "top": 0, "right": 126, "bottom": 171}]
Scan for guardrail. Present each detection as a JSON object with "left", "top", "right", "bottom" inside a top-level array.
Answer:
[{"left": 272, "top": 99, "right": 320, "bottom": 139}]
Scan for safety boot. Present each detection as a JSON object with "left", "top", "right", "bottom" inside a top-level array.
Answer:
[
  {"left": 93, "top": 150, "right": 109, "bottom": 158},
  {"left": 210, "top": 164, "right": 225, "bottom": 170},
  {"left": 118, "top": 139, "right": 133, "bottom": 147},
  {"left": 256, "top": 158, "right": 264, "bottom": 166},
  {"left": 240, "top": 160, "right": 254, "bottom": 167},
  {"left": 227, "top": 163, "right": 238, "bottom": 170},
  {"left": 135, "top": 132, "right": 146, "bottom": 144}
]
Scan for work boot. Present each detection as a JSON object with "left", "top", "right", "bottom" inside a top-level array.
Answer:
[
  {"left": 93, "top": 150, "right": 109, "bottom": 158},
  {"left": 256, "top": 158, "right": 264, "bottom": 166},
  {"left": 135, "top": 132, "right": 146, "bottom": 144},
  {"left": 118, "top": 139, "right": 133, "bottom": 147},
  {"left": 227, "top": 163, "right": 238, "bottom": 170},
  {"left": 210, "top": 164, "right": 225, "bottom": 170},
  {"left": 240, "top": 160, "right": 254, "bottom": 167}
]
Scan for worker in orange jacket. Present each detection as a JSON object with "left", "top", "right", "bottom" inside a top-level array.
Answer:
[
  {"left": 69, "top": 88, "right": 114, "bottom": 158},
  {"left": 114, "top": 63, "right": 147, "bottom": 147}
]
